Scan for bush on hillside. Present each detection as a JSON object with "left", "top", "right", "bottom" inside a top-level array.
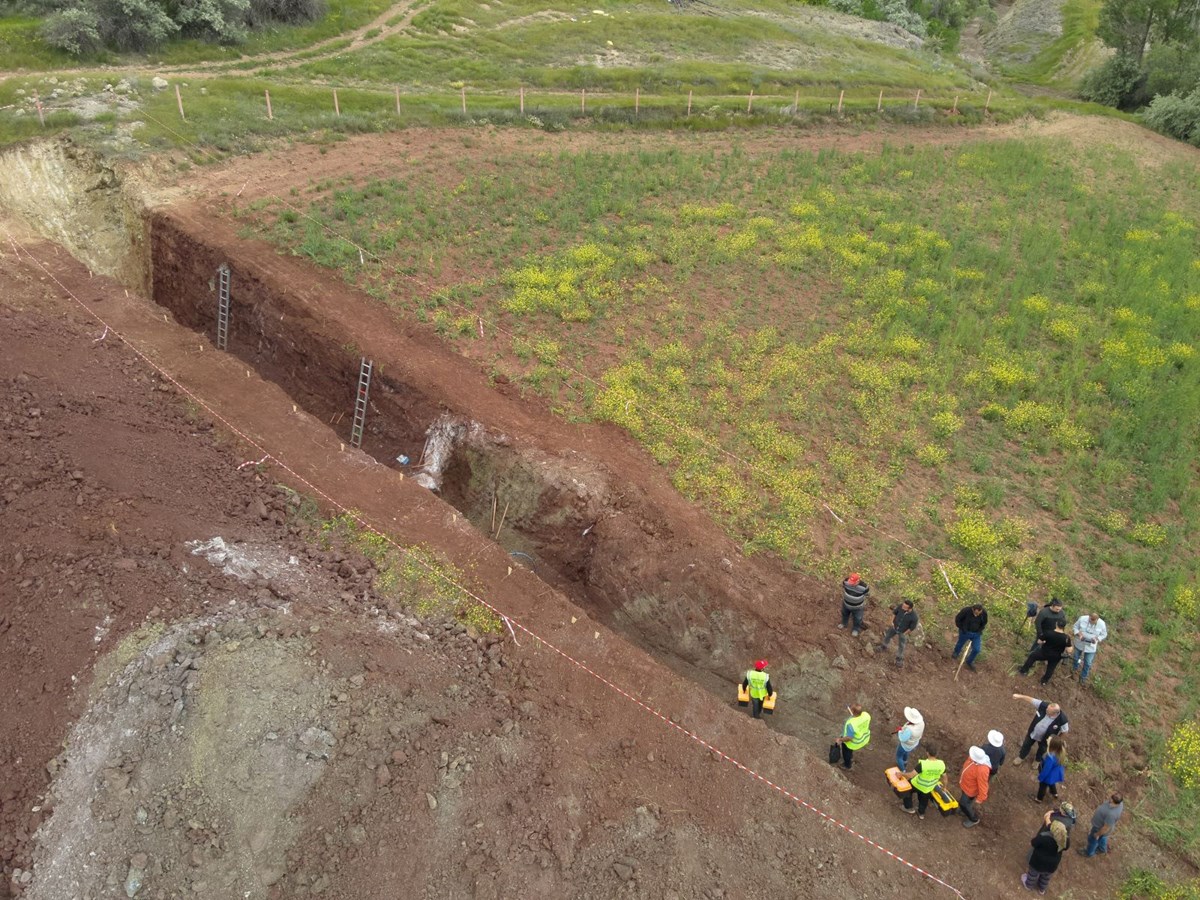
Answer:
[
  {"left": 1144, "top": 44, "right": 1200, "bottom": 100},
  {"left": 36, "top": 0, "right": 324, "bottom": 54},
  {"left": 828, "top": 0, "right": 928, "bottom": 37},
  {"left": 1142, "top": 89, "right": 1200, "bottom": 146},
  {"left": 1080, "top": 52, "right": 1148, "bottom": 109},
  {"left": 38, "top": 5, "right": 102, "bottom": 54}
]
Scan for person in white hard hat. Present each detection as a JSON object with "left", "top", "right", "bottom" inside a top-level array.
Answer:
[
  {"left": 982, "top": 730, "right": 1006, "bottom": 777},
  {"left": 959, "top": 745, "right": 992, "bottom": 828},
  {"left": 895, "top": 707, "right": 925, "bottom": 771}
]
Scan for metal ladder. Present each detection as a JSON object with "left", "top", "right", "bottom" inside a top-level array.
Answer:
[
  {"left": 350, "top": 357, "right": 372, "bottom": 449},
  {"left": 216, "top": 264, "right": 231, "bottom": 351}
]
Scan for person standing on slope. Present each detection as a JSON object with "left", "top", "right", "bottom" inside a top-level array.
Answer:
[
  {"left": 982, "top": 730, "right": 1006, "bottom": 778},
  {"left": 1011, "top": 695, "right": 1069, "bottom": 765},
  {"left": 895, "top": 707, "right": 924, "bottom": 771},
  {"left": 959, "top": 746, "right": 991, "bottom": 828},
  {"left": 835, "top": 703, "right": 871, "bottom": 770},
  {"left": 1071, "top": 612, "right": 1109, "bottom": 684},
  {"left": 901, "top": 745, "right": 945, "bottom": 819},
  {"left": 840, "top": 572, "right": 869, "bottom": 636},
  {"left": 879, "top": 599, "right": 919, "bottom": 668},
  {"left": 952, "top": 603, "right": 988, "bottom": 672},
  {"left": 741, "top": 659, "right": 774, "bottom": 720}
]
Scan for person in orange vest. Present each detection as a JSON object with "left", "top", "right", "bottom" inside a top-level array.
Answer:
[
  {"left": 959, "top": 745, "right": 991, "bottom": 828},
  {"left": 741, "top": 660, "right": 774, "bottom": 719}
]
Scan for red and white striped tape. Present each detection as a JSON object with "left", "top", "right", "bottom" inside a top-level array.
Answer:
[{"left": 3, "top": 231, "right": 967, "bottom": 898}]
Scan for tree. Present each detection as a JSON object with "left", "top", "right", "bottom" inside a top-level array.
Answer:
[{"left": 1097, "top": 0, "right": 1200, "bottom": 61}]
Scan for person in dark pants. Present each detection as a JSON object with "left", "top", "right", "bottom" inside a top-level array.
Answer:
[
  {"left": 835, "top": 704, "right": 871, "bottom": 769},
  {"left": 879, "top": 600, "right": 919, "bottom": 668},
  {"left": 1029, "top": 597, "right": 1067, "bottom": 652},
  {"left": 1019, "top": 622, "right": 1072, "bottom": 685},
  {"left": 901, "top": 745, "right": 944, "bottom": 819},
  {"left": 1022, "top": 809, "right": 1070, "bottom": 894},
  {"left": 741, "top": 659, "right": 773, "bottom": 719},
  {"left": 1011, "top": 695, "right": 1069, "bottom": 765},
  {"left": 982, "top": 730, "right": 1006, "bottom": 778},
  {"left": 958, "top": 746, "right": 991, "bottom": 828},
  {"left": 839, "top": 573, "right": 869, "bottom": 636},
  {"left": 1036, "top": 738, "right": 1066, "bottom": 801},
  {"left": 952, "top": 604, "right": 988, "bottom": 671}
]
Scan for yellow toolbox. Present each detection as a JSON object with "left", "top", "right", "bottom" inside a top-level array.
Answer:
[
  {"left": 931, "top": 784, "right": 960, "bottom": 816},
  {"left": 885, "top": 766, "right": 913, "bottom": 793},
  {"left": 737, "top": 685, "right": 750, "bottom": 706},
  {"left": 737, "top": 687, "right": 778, "bottom": 714},
  {"left": 762, "top": 692, "right": 777, "bottom": 714}
]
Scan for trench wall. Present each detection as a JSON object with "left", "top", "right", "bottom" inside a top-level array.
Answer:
[{"left": 146, "top": 210, "right": 815, "bottom": 695}]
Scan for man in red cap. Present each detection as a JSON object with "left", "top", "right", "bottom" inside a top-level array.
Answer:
[
  {"left": 742, "top": 660, "right": 774, "bottom": 719},
  {"left": 840, "top": 572, "right": 869, "bottom": 636}
]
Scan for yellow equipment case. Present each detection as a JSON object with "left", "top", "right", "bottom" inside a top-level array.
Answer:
[
  {"left": 931, "top": 784, "right": 960, "bottom": 816},
  {"left": 885, "top": 766, "right": 912, "bottom": 794},
  {"left": 737, "top": 685, "right": 778, "bottom": 714}
]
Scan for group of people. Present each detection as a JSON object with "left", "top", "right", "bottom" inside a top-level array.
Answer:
[
  {"left": 829, "top": 696, "right": 1121, "bottom": 893},
  {"left": 731, "top": 575, "right": 1122, "bottom": 893},
  {"left": 841, "top": 573, "right": 1110, "bottom": 685}
]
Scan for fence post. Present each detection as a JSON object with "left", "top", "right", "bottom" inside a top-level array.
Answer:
[
  {"left": 265, "top": 89, "right": 273, "bottom": 120},
  {"left": 877, "top": 89, "right": 883, "bottom": 112},
  {"left": 747, "top": 89, "right": 754, "bottom": 113},
  {"left": 333, "top": 88, "right": 340, "bottom": 117},
  {"left": 175, "top": 84, "right": 186, "bottom": 121},
  {"left": 985, "top": 89, "right": 992, "bottom": 112},
  {"left": 33, "top": 91, "right": 44, "bottom": 127},
  {"left": 914, "top": 89, "right": 921, "bottom": 109},
  {"left": 395, "top": 86, "right": 401, "bottom": 115},
  {"left": 635, "top": 87, "right": 639, "bottom": 117},
  {"left": 461, "top": 86, "right": 466, "bottom": 114},
  {"left": 952, "top": 94, "right": 959, "bottom": 114},
  {"left": 687, "top": 89, "right": 692, "bottom": 117},
  {"left": 581, "top": 88, "right": 586, "bottom": 114},
  {"left": 520, "top": 86, "right": 525, "bottom": 115},
  {"left": 793, "top": 89, "right": 799, "bottom": 117},
  {"left": 837, "top": 90, "right": 844, "bottom": 116}
]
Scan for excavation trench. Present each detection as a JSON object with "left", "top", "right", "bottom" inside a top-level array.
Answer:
[{"left": 141, "top": 208, "right": 841, "bottom": 734}]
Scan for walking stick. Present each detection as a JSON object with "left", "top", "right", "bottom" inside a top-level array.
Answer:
[{"left": 954, "top": 644, "right": 971, "bottom": 681}]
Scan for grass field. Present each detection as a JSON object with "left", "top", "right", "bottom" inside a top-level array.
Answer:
[{"left": 240, "top": 132, "right": 1200, "bottom": 860}]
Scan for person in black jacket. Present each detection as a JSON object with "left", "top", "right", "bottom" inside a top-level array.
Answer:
[
  {"left": 1022, "top": 809, "right": 1070, "bottom": 893},
  {"left": 1019, "top": 622, "right": 1072, "bottom": 685},
  {"left": 982, "top": 730, "right": 1006, "bottom": 778},
  {"left": 1029, "top": 597, "right": 1066, "bottom": 652},
  {"left": 952, "top": 604, "right": 988, "bottom": 671},
  {"left": 879, "top": 600, "right": 919, "bottom": 668},
  {"left": 1011, "top": 694, "right": 1069, "bottom": 765}
]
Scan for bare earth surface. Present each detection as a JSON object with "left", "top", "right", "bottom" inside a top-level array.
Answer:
[{"left": 2, "top": 119, "right": 1198, "bottom": 899}]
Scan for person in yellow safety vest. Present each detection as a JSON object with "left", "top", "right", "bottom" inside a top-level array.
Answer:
[
  {"left": 835, "top": 704, "right": 871, "bottom": 770},
  {"left": 741, "top": 660, "right": 774, "bottom": 719},
  {"left": 901, "top": 745, "right": 945, "bottom": 819}
]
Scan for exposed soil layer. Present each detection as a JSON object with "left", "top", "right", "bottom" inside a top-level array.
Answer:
[
  {"left": 6, "top": 119, "right": 1200, "bottom": 898},
  {"left": 147, "top": 208, "right": 833, "bottom": 715}
]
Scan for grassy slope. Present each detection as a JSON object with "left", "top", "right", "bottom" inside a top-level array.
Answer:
[
  {"left": 242, "top": 134, "right": 1200, "bottom": 861},
  {"left": 1009, "top": 0, "right": 1107, "bottom": 87}
]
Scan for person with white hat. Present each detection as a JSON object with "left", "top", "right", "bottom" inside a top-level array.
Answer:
[
  {"left": 982, "top": 730, "right": 1006, "bottom": 777},
  {"left": 895, "top": 708, "right": 925, "bottom": 771},
  {"left": 958, "top": 746, "right": 992, "bottom": 828}
]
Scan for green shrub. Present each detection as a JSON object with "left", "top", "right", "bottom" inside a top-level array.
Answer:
[
  {"left": 1080, "top": 53, "right": 1147, "bottom": 109},
  {"left": 1142, "top": 89, "right": 1200, "bottom": 146}
]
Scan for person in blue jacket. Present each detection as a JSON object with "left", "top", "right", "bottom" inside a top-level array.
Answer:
[{"left": 1036, "top": 737, "right": 1066, "bottom": 802}]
